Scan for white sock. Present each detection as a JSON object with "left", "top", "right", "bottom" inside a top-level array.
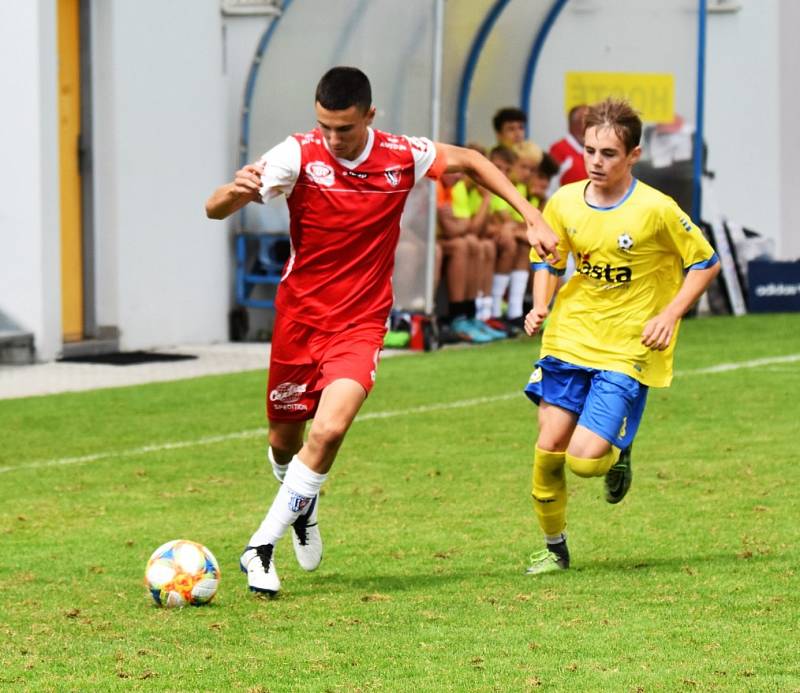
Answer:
[
  {"left": 507, "top": 270, "right": 530, "bottom": 319},
  {"left": 477, "top": 295, "right": 492, "bottom": 321},
  {"left": 491, "top": 274, "right": 510, "bottom": 317},
  {"left": 268, "top": 447, "right": 289, "bottom": 483},
  {"left": 545, "top": 532, "right": 567, "bottom": 545},
  {"left": 248, "top": 456, "right": 327, "bottom": 547}
]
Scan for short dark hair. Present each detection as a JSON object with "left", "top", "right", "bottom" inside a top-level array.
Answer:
[
  {"left": 537, "top": 153, "right": 559, "bottom": 179},
  {"left": 315, "top": 66, "right": 372, "bottom": 113},
  {"left": 492, "top": 107, "right": 527, "bottom": 134},
  {"left": 584, "top": 98, "right": 642, "bottom": 153}
]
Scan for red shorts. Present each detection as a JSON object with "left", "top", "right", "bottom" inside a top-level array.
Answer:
[{"left": 266, "top": 313, "right": 387, "bottom": 422}]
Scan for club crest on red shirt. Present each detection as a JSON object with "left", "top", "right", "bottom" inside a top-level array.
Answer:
[{"left": 384, "top": 167, "right": 401, "bottom": 187}]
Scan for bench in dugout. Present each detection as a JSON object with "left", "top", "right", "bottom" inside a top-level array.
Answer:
[{"left": 231, "top": 232, "right": 290, "bottom": 340}]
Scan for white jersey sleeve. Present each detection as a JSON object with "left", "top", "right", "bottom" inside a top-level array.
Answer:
[
  {"left": 257, "top": 136, "right": 301, "bottom": 201},
  {"left": 404, "top": 136, "right": 438, "bottom": 184}
]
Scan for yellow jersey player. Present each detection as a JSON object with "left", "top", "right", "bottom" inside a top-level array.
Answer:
[{"left": 523, "top": 98, "right": 720, "bottom": 575}]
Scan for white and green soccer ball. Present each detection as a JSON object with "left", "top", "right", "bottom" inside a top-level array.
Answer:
[{"left": 144, "top": 539, "right": 220, "bottom": 608}]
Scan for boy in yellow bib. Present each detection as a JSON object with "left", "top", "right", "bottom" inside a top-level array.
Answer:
[{"left": 523, "top": 99, "right": 720, "bottom": 575}]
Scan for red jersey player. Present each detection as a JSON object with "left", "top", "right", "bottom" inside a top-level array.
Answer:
[
  {"left": 549, "top": 105, "right": 589, "bottom": 186},
  {"left": 205, "top": 66, "right": 558, "bottom": 596}
]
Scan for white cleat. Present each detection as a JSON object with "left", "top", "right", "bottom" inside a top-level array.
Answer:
[
  {"left": 240, "top": 544, "right": 280, "bottom": 595},
  {"left": 291, "top": 495, "right": 323, "bottom": 571}
]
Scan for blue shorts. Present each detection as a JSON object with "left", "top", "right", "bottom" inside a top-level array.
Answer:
[{"left": 524, "top": 356, "right": 648, "bottom": 449}]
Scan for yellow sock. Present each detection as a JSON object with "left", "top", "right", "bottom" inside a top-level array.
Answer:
[
  {"left": 532, "top": 447, "right": 567, "bottom": 536},
  {"left": 565, "top": 447, "right": 620, "bottom": 478}
]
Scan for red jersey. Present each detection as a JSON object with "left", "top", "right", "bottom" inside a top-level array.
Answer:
[
  {"left": 549, "top": 134, "right": 587, "bottom": 186},
  {"left": 258, "top": 128, "right": 442, "bottom": 330}
]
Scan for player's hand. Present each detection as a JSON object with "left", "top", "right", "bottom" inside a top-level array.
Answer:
[
  {"left": 527, "top": 218, "right": 560, "bottom": 264},
  {"left": 641, "top": 311, "right": 679, "bottom": 350},
  {"left": 524, "top": 305, "right": 549, "bottom": 336},
  {"left": 232, "top": 162, "right": 265, "bottom": 202}
]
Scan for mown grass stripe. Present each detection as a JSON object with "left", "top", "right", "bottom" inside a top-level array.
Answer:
[{"left": 2, "top": 353, "right": 797, "bottom": 475}]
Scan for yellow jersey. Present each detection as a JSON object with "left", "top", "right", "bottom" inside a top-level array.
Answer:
[
  {"left": 530, "top": 179, "right": 717, "bottom": 387},
  {"left": 489, "top": 182, "right": 527, "bottom": 222}
]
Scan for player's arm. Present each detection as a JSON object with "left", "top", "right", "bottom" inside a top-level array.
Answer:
[
  {"left": 435, "top": 143, "right": 559, "bottom": 262},
  {"left": 524, "top": 267, "right": 559, "bottom": 336},
  {"left": 467, "top": 188, "right": 491, "bottom": 236},
  {"left": 641, "top": 263, "right": 720, "bottom": 350},
  {"left": 643, "top": 199, "right": 721, "bottom": 349},
  {"left": 205, "top": 162, "right": 264, "bottom": 220},
  {"left": 437, "top": 205, "right": 469, "bottom": 238}
]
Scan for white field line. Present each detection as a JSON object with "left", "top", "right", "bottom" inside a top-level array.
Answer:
[{"left": 2, "top": 353, "right": 798, "bottom": 475}]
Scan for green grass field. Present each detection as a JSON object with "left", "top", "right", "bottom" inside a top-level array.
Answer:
[{"left": 1, "top": 314, "right": 799, "bottom": 692}]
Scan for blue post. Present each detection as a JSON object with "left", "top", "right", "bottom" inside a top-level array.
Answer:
[
  {"left": 455, "top": 0, "right": 513, "bottom": 145},
  {"left": 692, "top": 0, "right": 707, "bottom": 224}
]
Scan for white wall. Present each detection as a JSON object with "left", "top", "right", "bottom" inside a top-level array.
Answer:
[
  {"left": 0, "top": 0, "right": 62, "bottom": 361},
  {"left": 91, "top": 0, "right": 229, "bottom": 351},
  {"left": 778, "top": 0, "right": 800, "bottom": 260},
  {"left": 705, "top": 1, "right": 782, "bottom": 252}
]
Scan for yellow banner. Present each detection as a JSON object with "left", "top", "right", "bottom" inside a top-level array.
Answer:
[{"left": 564, "top": 72, "right": 675, "bottom": 124}]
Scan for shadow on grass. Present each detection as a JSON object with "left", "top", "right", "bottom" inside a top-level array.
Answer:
[
  {"left": 572, "top": 550, "right": 780, "bottom": 575},
  {"left": 294, "top": 568, "right": 495, "bottom": 596},
  {"left": 284, "top": 550, "right": 781, "bottom": 597}
]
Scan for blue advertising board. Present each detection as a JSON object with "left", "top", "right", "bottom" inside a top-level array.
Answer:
[{"left": 747, "top": 261, "right": 800, "bottom": 313}]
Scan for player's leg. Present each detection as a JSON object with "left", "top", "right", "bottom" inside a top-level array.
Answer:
[
  {"left": 506, "top": 240, "right": 530, "bottom": 325},
  {"left": 267, "top": 420, "right": 305, "bottom": 481},
  {"left": 523, "top": 358, "right": 589, "bottom": 575},
  {"left": 442, "top": 237, "right": 491, "bottom": 343},
  {"left": 243, "top": 382, "right": 364, "bottom": 592},
  {"left": 464, "top": 234, "right": 505, "bottom": 340},
  {"left": 566, "top": 371, "right": 648, "bottom": 504},
  {"left": 241, "top": 318, "right": 320, "bottom": 593},
  {"left": 476, "top": 237, "right": 496, "bottom": 320},
  {"left": 298, "top": 378, "right": 367, "bottom": 473},
  {"left": 531, "top": 401, "right": 576, "bottom": 569},
  {"left": 490, "top": 222, "right": 516, "bottom": 319}
]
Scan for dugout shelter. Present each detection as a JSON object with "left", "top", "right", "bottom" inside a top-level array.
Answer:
[{"left": 239, "top": 0, "right": 709, "bottom": 318}]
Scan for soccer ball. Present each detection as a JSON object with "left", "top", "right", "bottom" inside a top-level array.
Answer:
[
  {"left": 144, "top": 539, "right": 220, "bottom": 608},
  {"left": 617, "top": 233, "right": 634, "bottom": 251}
]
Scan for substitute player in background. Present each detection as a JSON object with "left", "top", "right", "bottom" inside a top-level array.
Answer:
[
  {"left": 522, "top": 98, "right": 720, "bottom": 575},
  {"left": 206, "top": 66, "right": 558, "bottom": 596}
]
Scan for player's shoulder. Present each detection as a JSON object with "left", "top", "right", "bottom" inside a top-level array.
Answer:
[
  {"left": 631, "top": 178, "right": 676, "bottom": 209},
  {"left": 550, "top": 180, "right": 587, "bottom": 205},
  {"left": 291, "top": 129, "right": 323, "bottom": 146},
  {"left": 368, "top": 128, "right": 417, "bottom": 158}
]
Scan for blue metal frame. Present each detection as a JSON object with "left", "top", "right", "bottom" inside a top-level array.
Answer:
[
  {"left": 519, "top": 0, "right": 568, "bottom": 136},
  {"left": 234, "top": 2, "right": 293, "bottom": 312},
  {"left": 455, "top": 0, "right": 513, "bottom": 145},
  {"left": 235, "top": 233, "right": 286, "bottom": 310},
  {"left": 236, "top": 0, "right": 294, "bottom": 231},
  {"left": 692, "top": 0, "right": 707, "bottom": 223}
]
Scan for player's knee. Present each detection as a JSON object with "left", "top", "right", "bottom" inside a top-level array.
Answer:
[
  {"left": 565, "top": 452, "right": 607, "bottom": 478},
  {"left": 307, "top": 418, "right": 348, "bottom": 452},
  {"left": 536, "top": 434, "right": 570, "bottom": 454}
]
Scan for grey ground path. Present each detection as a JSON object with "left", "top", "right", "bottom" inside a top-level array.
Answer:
[
  {"left": 0, "top": 343, "right": 272, "bottom": 400},
  {"left": 0, "top": 343, "right": 410, "bottom": 400}
]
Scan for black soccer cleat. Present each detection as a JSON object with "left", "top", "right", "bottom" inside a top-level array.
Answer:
[{"left": 605, "top": 445, "right": 633, "bottom": 504}]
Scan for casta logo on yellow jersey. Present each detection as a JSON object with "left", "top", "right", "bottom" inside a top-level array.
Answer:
[{"left": 576, "top": 252, "right": 632, "bottom": 283}]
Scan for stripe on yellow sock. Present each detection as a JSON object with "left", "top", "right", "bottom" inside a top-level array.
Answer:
[
  {"left": 532, "top": 447, "right": 567, "bottom": 536},
  {"left": 565, "top": 447, "right": 619, "bottom": 478}
]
